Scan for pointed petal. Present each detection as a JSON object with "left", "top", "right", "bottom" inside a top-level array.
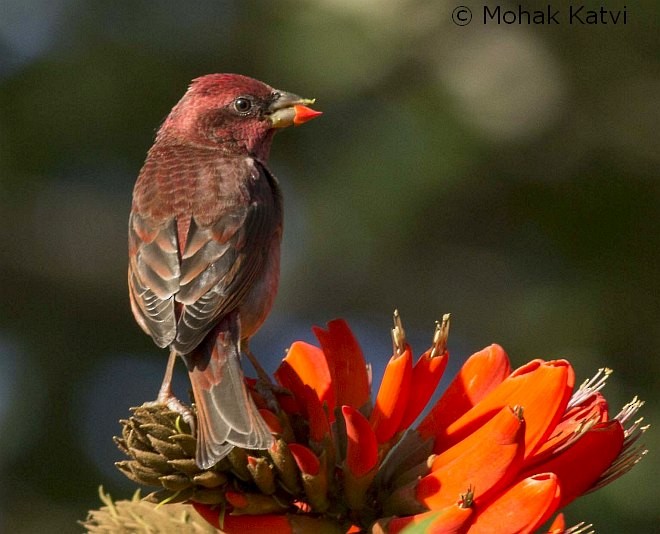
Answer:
[
  {"left": 526, "top": 392, "right": 609, "bottom": 466},
  {"left": 289, "top": 444, "right": 331, "bottom": 513},
  {"left": 225, "top": 489, "right": 291, "bottom": 515},
  {"left": 342, "top": 405, "right": 379, "bottom": 510},
  {"left": 288, "top": 443, "right": 321, "bottom": 476},
  {"left": 258, "top": 409, "right": 283, "bottom": 435},
  {"left": 547, "top": 513, "right": 565, "bottom": 533},
  {"left": 274, "top": 359, "right": 331, "bottom": 442},
  {"left": 430, "top": 405, "right": 524, "bottom": 474},
  {"left": 523, "top": 420, "right": 624, "bottom": 507},
  {"left": 313, "top": 319, "right": 370, "bottom": 409},
  {"left": 275, "top": 341, "right": 335, "bottom": 413},
  {"left": 293, "top": 105, "right": 323, "bottom": 125},
  {"left": 343, "top": 405, "right": 379, "bottom": 478},
  {"left": 415, "top": 406, "right": 524, "bottom": 511},
  {"left": 418, "top": 344, "right": 511, "bottom": 441},
  {"left": 370, "top": 344, "right": 413, "bottom": 444},
  {"left": 398, "top": 317, "right": 450, "bottom": 431},
  {"left": 274, "top": 386, "right": 302, "bottom": 415},
  {"left": 305, "top": 384, "right": 332, "bottom": 443},
  {"left": 434, "top": 360, "right": 574, "bottom": 458},
  {"left": 466, "top": 473, "right": 561, "bottom": 534}
]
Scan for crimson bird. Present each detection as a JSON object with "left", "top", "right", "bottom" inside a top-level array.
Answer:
[{"left": 128, "top": 74, "right": 321, "bottom": 469}]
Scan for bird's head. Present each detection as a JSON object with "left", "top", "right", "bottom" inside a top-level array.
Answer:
[{"left": 158, "top": 73, "right": 321, "bottom": 160}]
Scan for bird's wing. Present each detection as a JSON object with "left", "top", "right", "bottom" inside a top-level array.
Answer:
[
  {"left": 128, "top": 213, "right": 180, "bottom": 348},
  {"left": 128, "top": 147, "right": 280, "bottom": 354},
  {"left": 173, "top": 158, "right": 280, "bottom": 354}
]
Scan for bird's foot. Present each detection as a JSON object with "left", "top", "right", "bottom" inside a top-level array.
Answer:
[
  {"left": 144, "top": 350, "right": 196, "bottom": 434},
  {"left": 144, "top": 395, "right": 196, "bottom": 435},
  {"left": 253, "top": 377, "right": 291, "bottom": 414}
]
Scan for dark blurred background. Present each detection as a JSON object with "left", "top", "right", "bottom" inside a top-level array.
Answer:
[{"left": 0, "top": 0, "right": 658, "bottom": 531}]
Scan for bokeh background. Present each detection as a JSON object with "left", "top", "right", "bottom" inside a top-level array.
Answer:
[{"left": 0, "top": 0, "right": 658, "bottom": 531}]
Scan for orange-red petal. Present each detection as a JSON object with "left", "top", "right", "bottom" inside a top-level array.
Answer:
[
  {"left": 418, "top": 344, "right": 511, "bottom": 441},
  {"left": 313, "top": 319, "right": 370, "bottom": 409},
  {"left": 304, "top": 384, "right": 332, "bottom": 443},
  {"left": 546, "top": 513, "right": 566, "bottom": 533},
  {"left": 430, "top": 405, "right": 523, "bottom": 473},
  {"left": 526, "top": 391, "right": 609, "bottom": 466},
  {"left": 343, "top": 404, "right": 379, "bottom": 510},
  {"left": 342, "top": 405, "right": 378, "bottom": 478},
  {"left": 398, "top": 344, "right": 449, "bottom": 431},
  {"left": 192, "top": 505, "right": 293, "bottom": 533},
  {"left": 274, "top": 388, "right": 301, "bottom": 415},
  {"left": 417, "top": 406, "right": 524, "bottom": 510},
  {"left": 225, "top": 490, "right": 289, "bottom": 515},
  {"left": 435, "top": 360, "right": 574, "bottom": 458},
  {"left": 225, "top": 490, "right": 249, "bottom": 509},
  {"left": 288, "top": 443, "right": 321, "bottom": 476},
  {"left": 192, "top": 502, "right": 223, "bottom": 529},
  {"left": 293, "top": 104, "right": 323, "bottom": 125},
  {"left": 258, "top": 409, "right": 283, "bottom": 435},
  {"left": 223, "top": 514, "right": 296, "bottom": 533},
  {"left": 370, "top": 344, "right": 413, "bottom": 443},
  {"left": 466, "top": 473, "right": 561, "bottom": 534},
  {"left": 275, "top": 341, "right": 335, "bottom": 412},
  {"left": 207, "top": 513, "right": 342, "bottom": 534},
  {"left": 275, "top": 350, "right": 334, "bottom": 442},
  {"left": 523, "top": 419, "right": 624, "bottom": 507}
]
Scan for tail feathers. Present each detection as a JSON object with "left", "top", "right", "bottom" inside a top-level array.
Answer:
[{"left": 186, "top": 321, "right": 273, "bottom": 470}]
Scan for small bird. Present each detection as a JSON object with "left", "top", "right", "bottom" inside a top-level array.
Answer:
[{"left": 128, "top": 74, "right": 321, "bottom": 469}]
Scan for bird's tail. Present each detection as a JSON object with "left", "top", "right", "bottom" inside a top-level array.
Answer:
[{"left": 183, "top": 314, "right": 273, "bottom": 469}]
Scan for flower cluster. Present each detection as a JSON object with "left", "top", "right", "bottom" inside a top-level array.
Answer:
[{"left": 115, "top": 313, "right": 647, "bottom": 533}]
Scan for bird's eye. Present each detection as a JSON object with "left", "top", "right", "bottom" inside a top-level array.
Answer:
[{"left": 233, "top": 97, "right": 252, "bottom": 113}]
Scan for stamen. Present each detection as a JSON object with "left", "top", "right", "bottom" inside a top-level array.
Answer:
[
  {"left": 588, "top": 397, "right": 649, "bottom": 493},
  {"left": 430, "top": 314, "right": 451, "bottom": 358},
  {"left": 391, "top": 309, "right": 407, "bottom": 356},
  {"left": 565, "top": 522, "right": 595, "bottom": 534},
  {"left": 568, "top": 368, "right": 612, "bottom": 408}
]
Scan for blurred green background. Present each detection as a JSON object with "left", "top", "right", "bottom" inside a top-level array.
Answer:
[{"left": 0, "top": 0, "right": 658, "bottom": 531}]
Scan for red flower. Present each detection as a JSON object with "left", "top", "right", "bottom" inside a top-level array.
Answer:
[
  {"left": 369, "top": 311, "right": 413, "bottom": 444},
  {"left": 185, "top": 314, "right": 648, "bottom": 533}
]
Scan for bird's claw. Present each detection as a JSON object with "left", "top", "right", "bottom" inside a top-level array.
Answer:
[
  {"left": 254, "top": 378, "right": 290, "bottom": 414},
  {"left": 144, "top": 396, "right": 197, "bottom": 435}
]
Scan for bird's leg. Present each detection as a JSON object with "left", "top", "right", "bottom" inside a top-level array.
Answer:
[
  {"left": 243, "top": 341, "right": 272, "bottom": 385},
  {"left": 155, "top": 349, "right": 177, "bottom": 402},
  {"left": 242, "top": 341, "right": 290, "bottom": 413},
  {"left": 145, "top": 349, "right": 196, "bottom": 434}
]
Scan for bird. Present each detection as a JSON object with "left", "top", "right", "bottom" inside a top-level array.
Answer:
[{"left": 127, "top": 73, "right": 321, "bottom": 469}]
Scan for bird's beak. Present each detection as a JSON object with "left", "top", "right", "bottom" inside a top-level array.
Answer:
[{"left": 268, "top": 91, "right": 322, "bottom": 129}]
